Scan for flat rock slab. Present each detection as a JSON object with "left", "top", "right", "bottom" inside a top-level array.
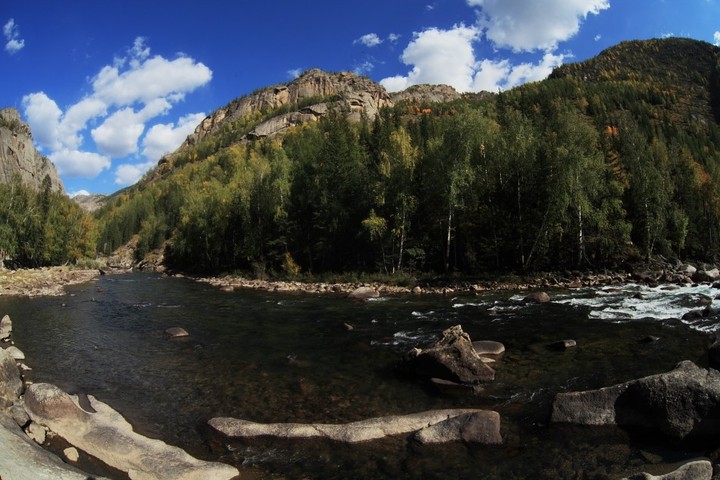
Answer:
[
  {"left": 165, "top": 327, "right": 189, "bottom": 338},
  {"left": 620, "top": 460, "right": 713, "bottom": 480},
  {"left": 24, "top": 383, "right": 239, "bottom": 480},
  {"left": 472, "top": 340, "right": 505, "bottom": 355},
  {"left": 209, "top": 408, "right": 502, "bottom": 445}
]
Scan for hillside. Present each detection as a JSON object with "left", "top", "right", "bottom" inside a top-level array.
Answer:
[{"left": 96, "top": 38, "right": 720, "bottom": 276}]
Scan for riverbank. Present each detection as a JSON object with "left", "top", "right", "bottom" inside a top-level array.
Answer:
[{"left": 0, "top": 267, "right": 100, "bottom": 297}]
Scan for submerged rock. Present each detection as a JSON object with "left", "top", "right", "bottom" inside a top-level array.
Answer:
[
  {"left": 620, "top": 460, "right": 712, "bottom": 480},
  {"left": 165, "top": 327, "right": 189, "bottom": 338},
  {"left": 209, "top": 408, "right": 502, "bottom": 445},
  {"left": 523, "top": 292, "right": 551, "bottom": 303},
  {"left": 24, "top": 383, "right": 239, "bottom": 480},
  {"left": 400, "top": 325, "right": 495, "bottom": 386},
  {"left": 551, "top": 361, "right": 720, "bottom": 441},
  {"left": 548, "top": 339, "right": 577, "bottom": 350},
  {"left": 472, "top": 340, "right": 505, "bottom": 356}
]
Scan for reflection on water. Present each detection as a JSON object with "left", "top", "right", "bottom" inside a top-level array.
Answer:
[{"left": 0, "top": 273, "right": 715, "bottom": 479}]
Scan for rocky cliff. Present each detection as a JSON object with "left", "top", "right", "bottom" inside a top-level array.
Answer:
[{"left": 0, "top": 108, "right": 64, "bottom": 193}]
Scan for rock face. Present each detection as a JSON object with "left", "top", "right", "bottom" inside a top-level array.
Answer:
[
  {"left": 0, "top": 108, "right": 63, "bottom": 192},
  {"left": 0, "top": 314, "right": 11, "bottom": 340},
  {"left": 183, "top": 69, "right": 392, "bottom": 147},
  {"left": 0, "top": 347, "right": 22, "bottom": 408},
  {"left": 389, "top": 84, "right": 462, "bottom": 104},
  {"left": 209, "top": 408, "right": 502, "bottom": 445},
  {"left": 72, "top": 193, "right": 107, "bottom": 212},
  {"left": 24, "top": 383, "right": 239, "bottom": 480},
  {"left": 400, "top": 325, "right": 496, "bottom": 386},
  {"left": 620, "top": 460, "right": 713, "bottom": 480},
  {"left": 551, "top": 361, "right": 720, "bottom": 440}
]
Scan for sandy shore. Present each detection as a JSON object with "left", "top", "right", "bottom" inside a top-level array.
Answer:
[{"left": 0, "top": 267, "right": 100, "bottom": 297}]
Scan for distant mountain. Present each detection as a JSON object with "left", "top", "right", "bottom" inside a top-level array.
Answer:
[
  {"left": 0, "top": 107, "right": 64, "bottom": 193},
  {"left": 72, "top": 193, "right": 108, "bottom": 212}
]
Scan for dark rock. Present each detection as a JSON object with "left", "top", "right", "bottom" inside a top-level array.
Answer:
[
  {"left": 694, "top": 268, "right": 720, "bottom": 283},
  {"left": 524, "top": 292, "right": 550, "bottom": 303},
  {"left": 412, "top": 410, "right": 503, "bottom": 445},
  {"left": 620, "top": 460, "right": 712, "bottom": 479},
  {"left": 641, "top": 336, "right": 661, "bottom": 343},
  {"left": 401, "top": 325, "right": 495, "bottom": 386},
  {"left": 551, "top": 361, "right": 720, "bottom": 441},
  {"left": 568, "top": 279, "right": 583, "bottom": 289},
  {"left": 709, "top": 336, "right": 720, "bottom": 370},
  {"left": 633, "top": 292, "right": 645, "bottom": 300},
  {"left": 548, "top": 339, "right": 577, "bottom": 350}
]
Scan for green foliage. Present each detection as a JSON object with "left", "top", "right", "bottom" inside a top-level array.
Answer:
[{"left": 94, "top": 38, "right": 720, "bottom": 274}]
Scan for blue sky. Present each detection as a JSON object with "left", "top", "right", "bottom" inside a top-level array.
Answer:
[{"left": 1, "top": 0, "right": 719, "bottom": 196}]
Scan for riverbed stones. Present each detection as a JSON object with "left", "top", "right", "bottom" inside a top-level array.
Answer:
[
  {"left": 551, "top": 361, "right": 720, "bottom": 440},
  {"left": 0, "top": 346, "right": 22, "bottom": 408},
  {"left": 209, "top": 408, "right": 502, "bottom": 445},
  {"left": 0, "top": 314, "right": 11, "bottom": 340},
  {"left": 24, "top": 383, "right": 239, "bottom": 480},
  {"left": 400, "top": 325, "right": 495, "bottom": 386},
  {"left": 620, "top": 460, "right": 713, "bottom": 480},
  {"left": 524, "top": 291, "right": 551, "bottom": 303},
  {"left": 165, "top": 326, "right": 189, "bottom": 338}
]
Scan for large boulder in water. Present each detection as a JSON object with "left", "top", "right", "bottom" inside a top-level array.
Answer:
[
  {"left": 400, "top": 325, "right": 495, "bottom": 386},
  {"left": 551, "top": 361, "right": 720, "bottom": 441},
  {"left": 0, "top": 347, "right": 22, "bottom": 408},
  {"left": 24, "top": 383, "right": 239, "bottom": 480}
]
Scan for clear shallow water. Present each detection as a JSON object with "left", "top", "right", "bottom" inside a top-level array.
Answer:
[{"left": 0, "top": 273, "right": 716, "bottom": 479}]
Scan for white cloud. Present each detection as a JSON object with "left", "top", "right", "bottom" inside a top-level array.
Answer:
[
  {"left": 353, "top": 60, "right": 375, "bottom": 75},
  {"left": 288, "top": 68, "right": 303, "bottom": 79},
  {"left": 114, "top": 160, "right": 156, "bottom": 186},
  {"left": 50, "top": 149, "right": 111, "bottom": 178},
  {"left": 714, "top": 31, "right": 720, "bottom": 46},
  {"left": 381, "top": 25, "right": 479, "bottom": 92},
  {"left": 381, "top": 25, "right": 568, "bottom": 93},
  {"left": 141, "top": 112, "right": 205, "bottom": 162},
  {"left": 354, "top": 33, "right": 382, "bottom": 48},
  {"left": 388, "top": 33, "right": 401, "bottom": 43},
  {"left": 21, "top": 37, "right": 212, "bottom": 180},
  {"left": 69, "top": 189, "right": 90, "bottom": 198},
  {"left": 594, "top": 34, "right": 602, "bottom": 42},
  {"left": 3, "top": 18, "right": 24, "bottom": 54},
  {"left": 467, "top": 0, "right": 609, "bottom": 52}
]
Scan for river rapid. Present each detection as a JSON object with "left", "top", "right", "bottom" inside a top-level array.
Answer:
[{"left": 0, "top": 273, "right": 715, "bottom": 479}]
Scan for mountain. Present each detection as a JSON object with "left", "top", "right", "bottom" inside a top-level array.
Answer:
[
  {"left": 0, "top": 107, "right": 64, "bottom": 193},
  {"left": 72, "top": 193, "right": 108, "bottom": 212},
  {"left": 96, "top": 38, "right": 720, "bottom": 275}
]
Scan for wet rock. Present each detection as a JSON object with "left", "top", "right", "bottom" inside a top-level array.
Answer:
[
  {"left": 400, "top": 325, "right": 495, "bottom": 386},
  {"left": 524, "top": 291, "right": 551, "bottom": 303},
  {"left": 709, "top": 336, "right": 720, "bottom": 370},
  {"left": 620, "top": 460, "right": 712, "bottom": 479},
  {"left": 548, "top": 339, "right": 577, "bottom": 350},
  {"left": 0, "top": 314, "right": 11, "bottom": 340},
  {"left": 641, "top": 336, "right": 661, "bottom": 343},
  {"left": 0, "top": 347, "right": 22, "bottom": 408},
  {"left": 551, "top": 361, "right": 720, "bottom": 440},
  {"left": 24, "top": 383, "right": 239, "bottom": 480},
  {"left": 472, "top": 340, "right": 505, "bottom": 356},
  {"left": 568, "top": 279, "right": 583, "bottom": 289},
  {"left": 63, "top": 446, "right": 79, "bottom": 463},
  {"left": 348, "top": 286, "right": 380, "bottom": 300},
  {"left": 209, "top": 408, "right": 497, "bottom": 444},
  {"left": 165, "top": 327, "right": 189, "bottom": 338},
  {"left": 412, "top": 410, "right": 502, "bottom": 445},
  {"left": 694, "top": 268, "right": 720, "bottom": 283}
]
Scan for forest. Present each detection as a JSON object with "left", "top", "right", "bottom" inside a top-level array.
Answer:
[{"left": 93, "top": 39, "right": 720, "bottom": 278}]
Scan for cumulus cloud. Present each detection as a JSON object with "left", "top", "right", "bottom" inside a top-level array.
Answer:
[
  {"left": 141, "top": 112, "right": 205, "bottom": 162},
  {"left": 21, "top": 37, "right": 212, "bottom": 182},
  {"left": 69, "top": 190, "right": 90, "bottom": 198},
  {"left": 714, "top": 31, "right": 720, "bottom": 47},
  {"left": 3, "top": 18, "right": 24, "bottom": 54},
  {"left": 354, "top": 33, "right": 382, "bottom": 47},
  {"left": 114, "top": 160, "right": 157, "bottom": 186},
  {"left": 467, "top": 0, "right": 610, "bottom": 52}
]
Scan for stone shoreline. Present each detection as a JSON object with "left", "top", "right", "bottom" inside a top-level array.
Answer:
[{"left": 0, "top": 267, "right": 100, "bottom": 297}]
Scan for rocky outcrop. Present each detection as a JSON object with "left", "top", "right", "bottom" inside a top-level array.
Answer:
[
  {"left": 620, "top": 460, "right": 713, "bottom": 480},
  {"left": 0, "top": 108, "right": 63, "bottom": 193},
  {"left": 209, "top": 408, "right": 502, "bottom": 445},
  {"left": 72, "top": 193, "right": 107, "bottom": 212},
  {"left": 183, "top": 69, "right": 392, "bottom": 147},
  {"left": 389, "top": 84, "right": 462, "bottom": 104},
  {"left": 400, "top": 325, "right": 496, "bottom": 388},
  {"left": 0, "top": 346, "right": 22, "bottom": 408},
  {"left": 24, "top": 383, "right": 239, "bottom": 480},
  {"left": 551, "top": 361, "right": 720, "bottom": 440}
]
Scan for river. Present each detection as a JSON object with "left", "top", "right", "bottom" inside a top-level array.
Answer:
[{"left": 0, "top": 273, "right": 715, "bottom": 479}]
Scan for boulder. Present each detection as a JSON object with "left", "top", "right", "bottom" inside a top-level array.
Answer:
[
  {"left": 401, "top": 325, "right": 495, "bottom": 386},
  {"left": 0, "top": 414, "right": 103, "bottom": 480},
  {"left": 620, "top": 460, "right": 712, "bottom": 480},
  {"left": 524, "top": 291, "right": 551, "bottom": 303},
  {"left": 551, "top": 361, "right": 720, "bottom": 440},
  {"left": 0, "top": 314, "right": 11, "bottom": 340},
  {"left": 24, "top": 383, "right": 239, "bottom": 480},
  {"left": 165, "top": 327, "right": 189, "bottom": 338},
  {"left": 548, "top": 339, "right": 577, "bottom": 350},
  {"left": 412, "top": 410, "right": 502, "bottom": 445},
  {"left": 63, "top": 446, "right": 80, "bottom": 463},
  {"left": 693, "top": 268, "right": 720, "bottom": 283},
  {"left": 0, "top": 347, "right": 22, "bottom": 408},
  {"left": 348, "top": 286, "right": 380, "bottom": 300},
  {"left": 26, "top": 421, "right": 47, "bottom": 445},
  {"left": 6, "top": 345, "right": 26, "bottom": 360},
  {"left": 209, "top": 408, "right": 500, "bottom": 444}
]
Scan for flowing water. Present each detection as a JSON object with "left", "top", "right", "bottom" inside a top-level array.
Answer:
[{"left": 0, "top": 273, "right": 717, "bottom": 479}]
